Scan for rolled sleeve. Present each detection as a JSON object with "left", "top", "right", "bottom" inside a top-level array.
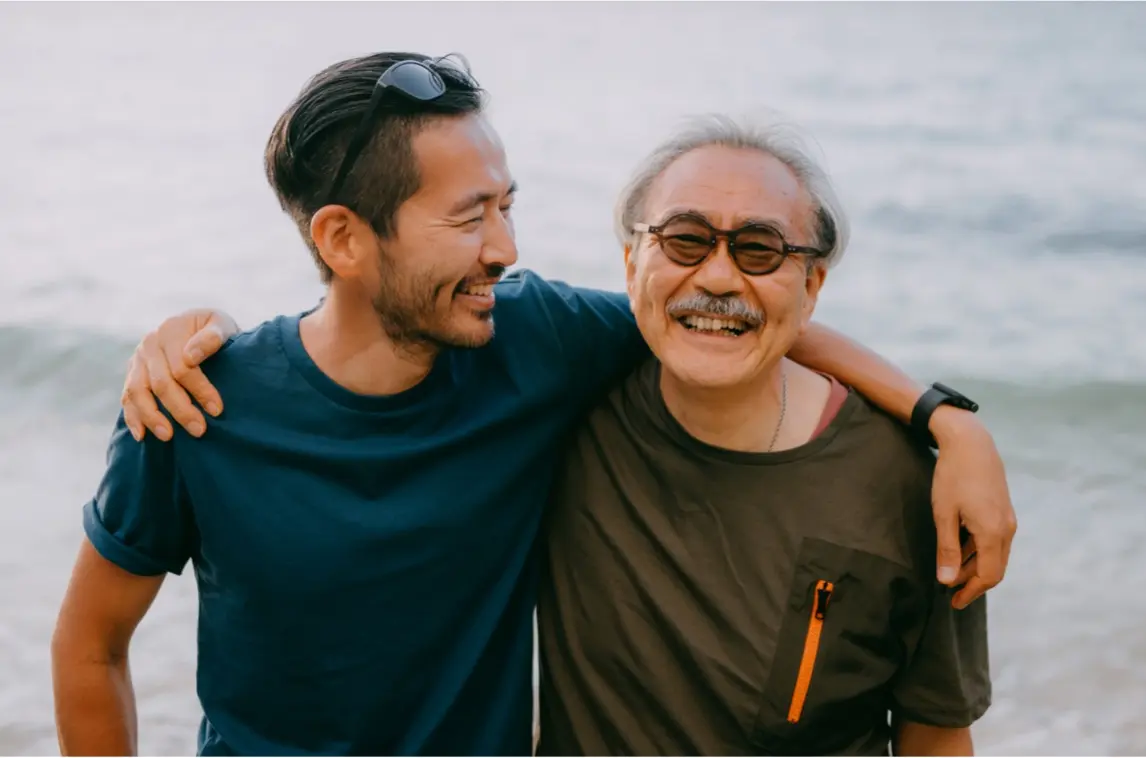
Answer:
[{"left": 82, "top": 413, "right": 197, "bottom": 577}]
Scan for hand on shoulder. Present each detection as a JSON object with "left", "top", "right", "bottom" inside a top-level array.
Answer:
[{"left": 121, "top": 308, "right": 239, "bottom": 442}]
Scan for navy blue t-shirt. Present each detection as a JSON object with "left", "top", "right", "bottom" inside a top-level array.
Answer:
[{"left": 82, "top": 270, "right": 646, "bottom": 756}]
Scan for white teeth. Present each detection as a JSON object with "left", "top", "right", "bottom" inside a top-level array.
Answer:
[
  {"left": 680, "top": 314, "right": 749, "bottom": 333},
  {"left": 461, "top": 284, "right": 494, "bottom": 297}
]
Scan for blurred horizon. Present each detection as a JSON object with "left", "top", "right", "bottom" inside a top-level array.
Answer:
[{"left": 1, "top": 2, "right": 1144, "bottom": 755}]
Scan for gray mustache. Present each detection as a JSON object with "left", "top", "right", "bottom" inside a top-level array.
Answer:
[{"left": 665, "top": 293, "right": 764, "bottom": 326}]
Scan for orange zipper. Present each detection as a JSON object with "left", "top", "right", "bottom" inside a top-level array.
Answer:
[{"left": 786, "top": 579, "right": 834, "bottom": 724}]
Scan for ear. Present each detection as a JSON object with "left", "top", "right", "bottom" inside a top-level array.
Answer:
[
  {"left": 799, "top": 263, "right": 828, "bottom": 333},
  {"left": 309, "top": 205, "right": 378, "bottom": 280},
  {"left": 623, "top": 242, "right": 638, "bottom": 303}
]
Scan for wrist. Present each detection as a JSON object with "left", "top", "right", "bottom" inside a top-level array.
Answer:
[
  {"left": 911, "top": 382, "right": 981, "bottom": 448},
  {"left": 929, "top": 404, "right": 986, "bottom": 447}
]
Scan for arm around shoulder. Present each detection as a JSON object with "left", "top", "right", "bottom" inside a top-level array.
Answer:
[
  {"left": 122, "top": 307, "right": 240, "bottom": 442},
  {"left": 789, "top": 321, "right": 1016, "bottom": 603},
  {"left": 513, "top": 273, "right": 648, "bottom": 398}
]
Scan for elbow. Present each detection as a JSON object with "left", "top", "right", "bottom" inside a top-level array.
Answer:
[
  {"left": 50, "top": 613, "right": 76, "bottom": 674},
  {"left": 51, "top": 602, "right": 126, "bottom": 679},
  {"left": 51, "top": 619, "right": 123, "bottom": 675}
]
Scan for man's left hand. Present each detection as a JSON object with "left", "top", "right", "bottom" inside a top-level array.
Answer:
[{"left": 929, "top": 406, "right": 1017, "bottom": 609}]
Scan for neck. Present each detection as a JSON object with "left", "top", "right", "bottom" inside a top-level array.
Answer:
[
  {"left": 660, "top": 361, "right": 787, "bottom": 453},
  {"left": 299, "top": 284, "right": 438, "bottom": 397}
]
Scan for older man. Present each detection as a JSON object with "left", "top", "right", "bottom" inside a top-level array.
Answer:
[{"left": 537, "top": 117, "right": 990, "bottom": 756}]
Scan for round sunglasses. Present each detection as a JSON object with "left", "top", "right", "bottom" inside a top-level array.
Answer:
[{"left": 633, "top": 213, "right": 828, "bottom": 276}]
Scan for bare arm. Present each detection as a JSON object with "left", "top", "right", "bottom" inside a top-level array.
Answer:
[
  {"left": 893, "top": 719, "right": 974, "bottom": 756},
  {"left": 789, "top": 321, "right": 927, "bottom": 426},
  {"left": 117, "top": 312, "right": 1016, "bottom": 608},
  {"left": 790, "top": 322, "right": 1016, "bottom": 609},
  {"left": 52, "top": 540, "right": 166, "bottom": 756}
]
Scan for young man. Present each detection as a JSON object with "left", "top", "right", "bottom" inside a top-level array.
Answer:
[{"left": 53, "top": 52, "right": 1014, "bottom": 756}]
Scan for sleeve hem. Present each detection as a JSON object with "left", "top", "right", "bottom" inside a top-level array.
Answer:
[
  {"left": 893, "top": 693, "right": 992, "bottom": 729},
  {"left": 83, "top": 500, "right": 186, "bottom": 577}
]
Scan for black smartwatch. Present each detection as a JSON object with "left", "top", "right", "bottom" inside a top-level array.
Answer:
[{"left": 910, "top": 382, "right": 979, "bottom": 448}]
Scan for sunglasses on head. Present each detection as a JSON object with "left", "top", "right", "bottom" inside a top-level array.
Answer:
[
  {"left": 325, "top": 59, "right": 449, "bottom": 205},
  {"left": 633, "top": 212, "right": 828, "bottom": 276}
]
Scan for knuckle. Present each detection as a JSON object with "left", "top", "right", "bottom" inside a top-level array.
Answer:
[
  {"left": 175, "top": 411, "right": 200, "bottom": 427},
  {"left": 170, "top": 363, "right": 191, "bottom": 382},
  {"left": 150, "top": 374, "right": 171, "bottom": 395},
  {"left": 157, "top": 316, "right": 182, "bottom": 338}
]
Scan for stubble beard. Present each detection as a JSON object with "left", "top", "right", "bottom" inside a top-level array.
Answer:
[{"left": 370, "top": 253, "right": 494, "bottom": 356}]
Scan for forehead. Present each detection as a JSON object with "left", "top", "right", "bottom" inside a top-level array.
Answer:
[
  {"left": 646, "top": 145, "right": 811, "bottom": 232},
  {"left": 409, "top": 114, "right": 511, "bottom": 203}
]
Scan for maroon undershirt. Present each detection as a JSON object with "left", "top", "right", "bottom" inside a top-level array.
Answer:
[{"left": 811, "top": 375, "right": 850, "bottom": 439}]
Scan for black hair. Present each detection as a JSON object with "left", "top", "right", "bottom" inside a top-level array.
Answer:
[{"left": 264, "top": 52, "right": 486, "bottom": 282}]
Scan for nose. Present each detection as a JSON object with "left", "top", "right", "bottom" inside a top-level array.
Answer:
[
  {"left": 480, "top": 209, "right": 518, "bottom": 270},
  {"left": 691, "top": 238, "right": 742, "bottom": 296}
]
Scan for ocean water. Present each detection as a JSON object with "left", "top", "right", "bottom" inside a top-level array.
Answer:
[{"left": 1, "top": 2, "right": 1144, "bottom": 755}]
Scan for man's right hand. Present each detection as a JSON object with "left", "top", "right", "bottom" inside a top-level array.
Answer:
[{"left": 121, "top": 309, "right": 240, "bottom": 441}]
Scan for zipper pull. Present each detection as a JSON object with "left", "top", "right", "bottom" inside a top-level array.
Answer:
[{"left": 814, "top": 580, "right": 834, "bottom": 620}]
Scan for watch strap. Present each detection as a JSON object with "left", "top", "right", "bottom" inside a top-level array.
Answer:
[{"left": 911, "top": 382, "right": 979, "bottom": 448}]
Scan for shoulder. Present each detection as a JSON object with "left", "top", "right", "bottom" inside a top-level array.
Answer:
[
  {"left": 839, "top": 394, "right": 936, "bottom": 486},
  {"left": 489, "top": 269, "right": 639, "bottom": 369},
  {"left": 833, "top": 394, "right": 938, "bottom": 570},
  {"left": 485, "top": 269, "right": 645, "bottom": 407},
  {"left": 492, "top": 269, "right": 631, "bottom": 327},
  {"left": 198, "top": 314, "right": 294, "bottom": 385}
]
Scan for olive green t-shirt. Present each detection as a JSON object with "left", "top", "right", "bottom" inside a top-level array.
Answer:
[{"left": 537, "top": 359, "right": 990, "bottom": 756}]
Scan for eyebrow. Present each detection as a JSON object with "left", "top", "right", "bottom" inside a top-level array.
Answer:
[
  {"left": 661, "top": 207, "right": 791, "bottom": 234},
  {"left": 448, "top": 181, "right": 518, "bottom": 217}
]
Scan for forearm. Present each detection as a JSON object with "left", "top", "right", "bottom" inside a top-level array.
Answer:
[
  {"left": 52, "top": 653, "right": 138, "bottom": 756},
  {"left": 893, "top": 721, "right": 974, "bottom": 756},
  {"left": 789, "top": 322, "right": 924, "bottom": 424},
  {"left": 790, "top": 322, "right": 987, "bottom": 446}
]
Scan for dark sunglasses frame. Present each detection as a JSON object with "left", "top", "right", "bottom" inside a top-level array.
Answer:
[
  {"left": 633, "top": 212, "right": 828, "bottom": 276},
  {"left": 325, "top": 60, "right": 448, "bottom": 205}
]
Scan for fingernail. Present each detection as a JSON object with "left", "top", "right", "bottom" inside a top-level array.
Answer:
[
  {"left": 937, "top": 567, "right": 958, "bottom": 584},
  {"left": 187, "top": 421, "right": 205, "bottom": 437},
  {"left": 156, "top": 424, "right": 171, "bottom": 440},
  {"left": 131, "top": 428, "right": 142, "bottom": 442},
  {"left": 188, "top": 348, "right": 204, "bottom": 364},
  {"left": 206, "top": 402, "right": 221, "bottom": 417}
]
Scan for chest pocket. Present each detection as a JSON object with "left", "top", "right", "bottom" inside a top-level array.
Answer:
[{"left": 751, "top": 538, "right": 927, "bottom": 755}]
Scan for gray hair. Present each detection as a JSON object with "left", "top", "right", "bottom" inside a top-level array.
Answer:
[{"left": 614, "top": 114, "right": 850, "bottom": 268}]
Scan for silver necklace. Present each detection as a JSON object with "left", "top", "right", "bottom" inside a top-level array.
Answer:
[{"left": 767, "top": 368, "right": 787, "bottom": 452}]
